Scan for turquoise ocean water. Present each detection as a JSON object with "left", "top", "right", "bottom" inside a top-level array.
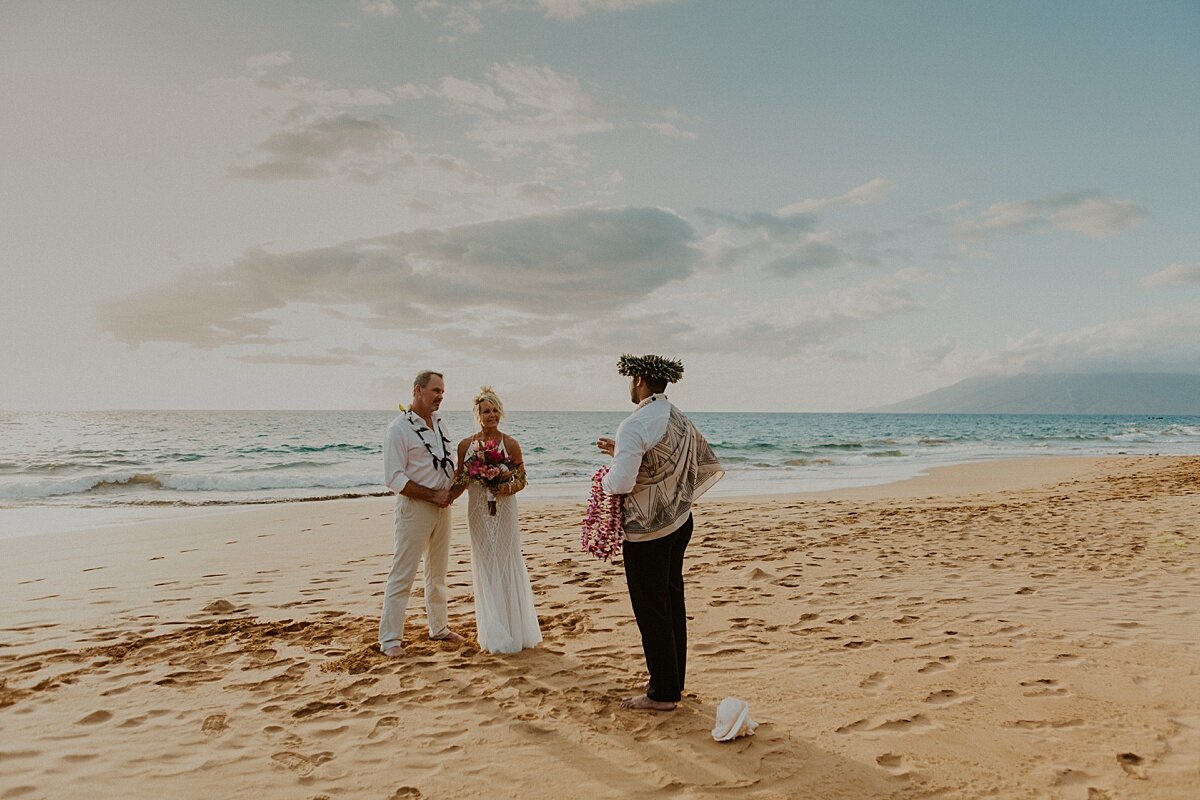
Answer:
[{"left": 2, "top": 410, "right": 1199, "bottom": 537}]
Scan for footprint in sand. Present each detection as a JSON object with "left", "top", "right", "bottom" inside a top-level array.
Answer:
[
  {"left": 1050, "top": 653, "right": 1083, "bottom": 665},
  {"left": 860, "top": 672, "right": 890, "bottom": 695},
  {"left": 837, "top": 713, "right": 935, "bottom": 734},
  {"left": 1050, "top": 767, "right": 1099, "bottom": 787},
  {"left": 923, "top": 689, "right": 970, "bottom": 706},
  {"left": 1020, "top": 678, "right": 1068, "bottom": 697},
  {"left": 917, "top": 656, "right": 956, "bottom": 674},
  {"left": 875, "top": 752, "right": 911, "bottom": 777},
  {"left": 75, "top": 710, "right": 112, "bottom": 725},
  {"left": 1010, "top": 718, "right": 1083, "bottom": 730},
  {"left": 1116, "top": 752, "right": 1146, "bottom": 779},
  {"left": 369, "top": 717, "right": 400, "bottom": 739},
  {"left": 201, "top": 713, "right": 229, "bottom": 735},
  {"left": 270, "top": 750, "right": 334, "bottom": 776},
  {"left": 292, "top": 700, "right": 349, "bottom": 719},
  {"left": 693, "top": 642, "right": 745, "bottom": 657},
  {"left": 203, "top": 599, "right": 238, "bottom": 614}
]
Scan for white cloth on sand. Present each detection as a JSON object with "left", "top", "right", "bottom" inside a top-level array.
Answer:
[{"left": 712, "top": 697, "right": 758, "bottom": 741}]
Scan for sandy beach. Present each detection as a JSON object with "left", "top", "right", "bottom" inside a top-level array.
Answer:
[{"left": 1, "top": 455, "right": 1197, "bottom": 799}]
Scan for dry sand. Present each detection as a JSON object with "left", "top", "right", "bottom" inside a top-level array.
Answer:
[{"left": 1, "top": 456, "right": 1197, "bottom": 799}]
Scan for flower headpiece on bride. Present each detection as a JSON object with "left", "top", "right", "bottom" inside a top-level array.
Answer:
[
  {"left": 616, "top": 353, "right": 684, "bottom": 384},
  {"left": 471, "top": 385, "right": 505, "bottom": 426}
]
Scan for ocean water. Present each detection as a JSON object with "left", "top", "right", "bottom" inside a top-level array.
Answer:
[{"left": 3, "top": 410, "right": 1200, "bottom": 524}]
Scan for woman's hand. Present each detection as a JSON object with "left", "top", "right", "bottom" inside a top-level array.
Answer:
[{"left": 596, "top": 436, "right": 615, "bottom": 456}]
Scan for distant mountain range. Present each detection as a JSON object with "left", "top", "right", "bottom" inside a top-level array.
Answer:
[{"left": 865, "top": 373, "right": 1200, "bottom": 414}]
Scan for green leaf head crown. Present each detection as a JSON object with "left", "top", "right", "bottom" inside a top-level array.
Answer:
[{"left": 616, "top": 353, "right": 685, "bottom": 384}]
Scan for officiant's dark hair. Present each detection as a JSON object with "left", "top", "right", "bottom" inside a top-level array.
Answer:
[
  {"left": 413, "top": 370, "right": 443, "bottom": 389},
  {"left": 643, "top": 376, "right": 669, "bottom": 394}
]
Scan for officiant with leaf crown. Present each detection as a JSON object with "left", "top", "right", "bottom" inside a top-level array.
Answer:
[{"left": 595, "top": 354, "right": 724, "bottom": 711}]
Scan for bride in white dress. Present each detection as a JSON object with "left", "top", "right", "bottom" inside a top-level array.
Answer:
[{"left": 456, "top": 387, "right": 542, "bottom": 654}]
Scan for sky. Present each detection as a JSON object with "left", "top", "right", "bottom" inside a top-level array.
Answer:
[{"left": 2, "top": 0, "right": 1198, "bottom": 412}]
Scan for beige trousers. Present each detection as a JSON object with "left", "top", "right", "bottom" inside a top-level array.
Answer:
[{"left": 378, "top": 495, "right": 452, "bottom": 651}]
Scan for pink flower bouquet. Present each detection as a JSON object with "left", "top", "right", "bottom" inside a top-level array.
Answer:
[{"left": 457, "top": 440, "right": 525, "bottom": 514}]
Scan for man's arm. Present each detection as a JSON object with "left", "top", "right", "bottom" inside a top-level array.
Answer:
[
  {"left": 401, "top": 481, "right": 450, "bottom": 506},
  {"left": 601, "top": 420, "right": 645, "bottom": 495}
]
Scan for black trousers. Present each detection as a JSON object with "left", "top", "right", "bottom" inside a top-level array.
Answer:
[{"left": 622, "top": 514, "right": 693, "bottom": 703}]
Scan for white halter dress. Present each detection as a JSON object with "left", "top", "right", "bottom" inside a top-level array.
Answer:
[{"left": 465, "top": 440, "right": 542, "bottom": 654}]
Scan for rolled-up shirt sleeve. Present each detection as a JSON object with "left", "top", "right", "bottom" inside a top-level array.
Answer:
[
  {"left": 601, "top": 418, "right": 645, "bottom": 495},
  {"left": 384, "top": 427, "right": 411, "bottom": 494}
]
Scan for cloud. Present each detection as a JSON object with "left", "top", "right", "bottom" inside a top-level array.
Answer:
[
  {"left": 1143, "top": 263, "right": 1200, "bottom": 288},
  {"left": 233, "top": 343, "right": 419, "bottom": 367},
  {"left": 722, "top": 285, "right": 920, "bottom": 355},
  {"left": 417, "top": 0, "right": 679, "bottom": 35},
  {"left": 536, "top": 0, "right": 679, "bottom": 20},
  {"left": 358, "top": 0, "right": 398, "bottom": 16},
  {"left": 206, "top": 60, "right": 414, "bottom": 182},
  {"left": 204, "top": 73, "right": 394, "bottom": 112},
  {"left": 777, "top": 177, "right": 895, "bottom": 216},
  {"left": 673, "top": 271, "right": 923, "bottom": 356},
  {"left": 642, "top": 121, "right": 697, "bottom": 140},
  {"left": 947, "top": 303, "right": 1200, "bottom": 375},
  {"left": 534, "top": 269, "right": 927, "bottom": 360},
  {"left": 515, "top": 181, "right": 560, "bottom": 204},
  {"left": 952, "top": 190, "right": 1144, "bottom": 244},
  {"left": 1049, "top": 195, "right": 1143, "bottom": 237},
  {"left": 235, "top": 351, "right": 377, "bottom": 367},
  {"left": 899, "top": 335, "right": 959, "bottom": 371},
  {"left": 245, "top": 51, "right": 293, "bottom": 75},
  {"left": 210, "top": 60, "right": 503, "bottom": 185},
  {"left": 443, "top": 61, "right": 613, "bottom": 161},
  {"left": 439, "top": 76, "right": 507, "bottom": 111},
  {"left": 695, "top": 206, "right": 877, "bottom": 275},
  {"left": 96, "top": 206, "right": 698, "bottom": 348},
  {"left": 228, "top": 115, "right": 410, "bottom": 182},
  {"left": 764, "top": 238, "right": 854, "bottom": 276}
]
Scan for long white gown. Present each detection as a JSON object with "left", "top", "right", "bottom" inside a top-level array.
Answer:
[{"left": 466, "top": 443, "right": 542, "bottom": 654}]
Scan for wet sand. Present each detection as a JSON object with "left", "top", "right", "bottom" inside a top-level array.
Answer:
[{"left": 1, "top": 456, "right": 1197, "bottom": 798}]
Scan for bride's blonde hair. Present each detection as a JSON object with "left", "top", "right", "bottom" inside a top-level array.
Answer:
[{"left": 472, "top": 386, "right": 505, "bottom": 426}]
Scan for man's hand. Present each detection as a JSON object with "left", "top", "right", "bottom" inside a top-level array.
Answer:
[
  {"left": 596, "top": 436, "right": 615, "bottom": 456},
  {"left": 431, "top": 488, "right": 451, "bottom": 508}
]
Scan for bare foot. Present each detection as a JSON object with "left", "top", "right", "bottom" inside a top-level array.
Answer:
[
  {"left": 382, "top": 644, "right": 405, "bottom": 657},
  {"left": 620, "top": 694, "right": 676, "bottom": 712},
  {"left": 432, "top": 630, "right": 466, "bottom": 644}
]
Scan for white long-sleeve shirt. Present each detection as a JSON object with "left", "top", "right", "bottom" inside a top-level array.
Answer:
[
  {"left": 384, "top": 411, "right": 455, "bottom": 495},
  {"left": 601, "top": 393, "right": 670, "bottom": 496}
]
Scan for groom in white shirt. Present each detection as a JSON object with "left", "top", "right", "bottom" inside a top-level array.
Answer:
[
  {"left": 597, "top": 355, "right": 723, "bottom": 711},
  {"left": 379, "top": 370, "right": 467, "bottom": 657}
]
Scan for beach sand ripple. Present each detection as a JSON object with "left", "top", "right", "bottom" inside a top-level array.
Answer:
[{"left": 0, "top": 455, "right": 1197, "bottom": 798}]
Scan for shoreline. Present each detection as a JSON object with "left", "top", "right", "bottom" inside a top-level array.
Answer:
[{"left": 0, "top": 454, "right": 1122, "bottom": 541}]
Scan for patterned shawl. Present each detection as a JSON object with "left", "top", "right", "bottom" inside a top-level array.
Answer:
[{"left": 622, "top": 405, "right": 724, "bottom": 540}]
